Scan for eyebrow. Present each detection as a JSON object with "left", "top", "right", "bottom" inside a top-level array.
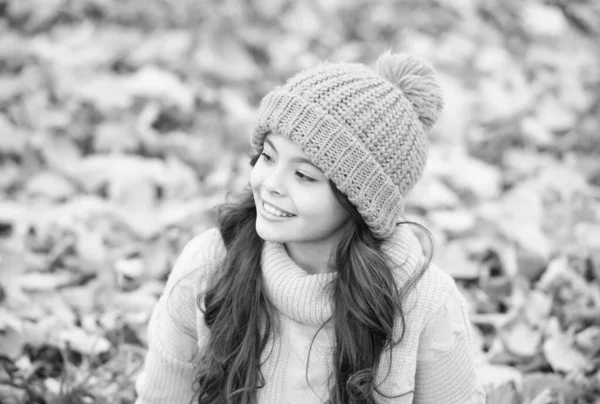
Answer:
[{"left": 264, "top": 138, "right": 320, "bottom": 168}]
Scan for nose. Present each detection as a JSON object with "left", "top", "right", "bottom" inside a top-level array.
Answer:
[{"left": 262, "top": 167, "right": 286, "bottom": 196}]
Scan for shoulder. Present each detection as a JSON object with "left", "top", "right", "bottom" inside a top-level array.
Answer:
[
  {"left": 179, "top": 227, "right": 226, "bottom": 267},
  {"left": 159, "top": 227, "right": 226, "bottom": 338},
  {"left": 165, "top": 227, "right": 226, "bottom": 296},
  {"left": 414, "top": 261, "right": 460, "bottom": 312},
  {"left": 385, "top": 223, "right": 457, "bottom": 300},
  {"left": 384, "top": 223, "right": 462, "bottom": 323},
  {"left": 180, "top": 227, "right": 226, "bottom": 270}
]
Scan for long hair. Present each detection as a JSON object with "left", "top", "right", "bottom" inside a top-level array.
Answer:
[
  {"left": 195, "top": 151, "right": 433, "bottom": 404},
  {"left": 326, "top": 185, "right": 432, "bottom": 403}
]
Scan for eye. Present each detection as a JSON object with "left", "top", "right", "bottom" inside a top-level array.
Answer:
[
  {"left": 296, "top": 171, "right": 317, "bottom": 183},
  {"left": 260, "top": 151, "right": 273, "bottom": 163}
]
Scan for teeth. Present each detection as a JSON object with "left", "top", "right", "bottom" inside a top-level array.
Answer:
[{"left": 263, "top": 202, "right": 292, "bottom": 217}]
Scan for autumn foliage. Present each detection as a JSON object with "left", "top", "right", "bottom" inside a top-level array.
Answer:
[{"left": 0, "top": 0, "right": 599, "bottom": 403}]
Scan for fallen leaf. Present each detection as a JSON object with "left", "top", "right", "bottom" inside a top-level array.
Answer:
[
  {"left": 484, "top": 381, "right": 521, "bottom": 404},
  {"left": 194, "top": 37, "right": 259, "bottom": 82},
  {"left": 430, "top": 147, "right": 503, "bottom": 200},
  {"left": 0, "top": 159, "right": 20, "bottom": 191},
  {"left": 0, "top": 74, "right": 25, "bottom": 104},
  {"left": 477, "top": 363, "right": 523, "bottom": 401},
  {"left": 109, "top": 288, "right": 159, "bottom": 314},
  {"left": 0, "top": 309, "right": 24, "bottom": 360},
  {"left": 522, "top": 2, "right": 568, "bottom": 37},
  {"left": 434, "top": 241, "right": 481, "bottom": 280},
  {"left": 160, "top": 155, "right": 200, "bottom": 201},
  {"left": 57, "top": 327, "right": 111, "bottom": 356},
  {"left": 18, "top": 271, "right": 77, "bottom": 292},
  {"left": 73, "top": 224, "right": 108, "bottom": 274},
  {"left": 32, "top": 291, "right": 77, "bottom": 326},
  {"left": 128, "top": 30, "right": 192, "bottom": 68},
  {"left": 535, "top": 95, "right": 577, "bottom": 133},
  {"left": 428, "top": 209, "right": 476, "bottom": 237},
  {"left": 538, "top": 256, "right": 590, "bottom": 305},
  {"left": 406, "top": 176, "right": 461, "bottom": 210},
  {"left": 574, "top": 326, "right": 600, "bottom": 355},
  {"left": 478, "top": 78, "right": 528, "bottom": 122},
  {"left": 500, "top": 317, "right": 543, "bottom": 359},
  {"left": 543, "top": 320, "right": 591, "bottom": 373},
  {"left": 124, "top": 65, "right": 194, "bottom": 112},
  {"left": 24, "top": 170, "right": 76, "bottom": 201},
  {"left": 0, "top": 115, "right": 28, "bottom": 155},
  {"left": 59, "top": 281, "right": 101, "bottom": 315},
  {"left": 114, "top": 257, "right": 144, "bottom": 279},
  {"left": 0, "top": 384, "right": 27, "bottom": 404},
  {"left": 519, "top": 117, "right": 553, "bottom": 147},
  {"left": 432, "top": 73, "right": 475, "bottom": 144},
  {"left": 523, "top": 290, "right": 553, "bottom": 329},
  {"left": 478, "top": 185, "right": 552, "bottom": 261},
  {"left": 251, "top": 0, "right": 288, "bottom": 19},
  {"left": 8, "top": 0, "right": 65, "bottom": 33},
  {"left": 70, "top": 73, "right": 132, "bottom": 113},
  {"left": 93, "top": 120, "right": 140, "bottom": 153}
]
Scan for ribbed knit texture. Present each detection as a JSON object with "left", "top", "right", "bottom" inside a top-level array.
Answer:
[
  {"left": 135, "top": 226, "right": 485, "bottom": 404},
  {"left": 251, "top": 53, "right": 444, "bottom": 238}
]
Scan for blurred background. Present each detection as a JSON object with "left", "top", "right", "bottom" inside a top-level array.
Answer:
[{"left": 0, "top": 0, "right": 599, "bottom": 402}]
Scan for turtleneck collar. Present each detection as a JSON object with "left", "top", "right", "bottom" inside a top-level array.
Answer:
[
  {"left": 261, "top": 240, "right": 336, "bottom": 326},
  {"left": 260, "top": 223, "right": 423, "bottom": 327}
]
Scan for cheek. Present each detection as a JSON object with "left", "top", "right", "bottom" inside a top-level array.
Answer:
[
  {"left": 325, "top": 197, "right": 350, "bottom": 225},
  {"left": 249, "top": 163, "right": 264, "bottom": 191},
  {"left": 297, "top": 187, "right": 348, "bottom": 224}
]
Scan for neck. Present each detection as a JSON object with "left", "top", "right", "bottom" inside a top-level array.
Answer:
[{"left": 284, "top": 241, "right": 336, "bottom": 275}]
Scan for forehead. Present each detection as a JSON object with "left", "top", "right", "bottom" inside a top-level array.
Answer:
[{"left": 264, "top": 132, "right": 322, "bottom": 170}]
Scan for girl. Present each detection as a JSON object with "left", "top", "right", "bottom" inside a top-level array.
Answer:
[{"left": 135, "top": 51, "right": 486, "bottom": 404}]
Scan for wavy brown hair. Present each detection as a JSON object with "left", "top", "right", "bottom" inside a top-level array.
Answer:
[{"left": 194, "top": 152, "right": 433, "bottom": 404}]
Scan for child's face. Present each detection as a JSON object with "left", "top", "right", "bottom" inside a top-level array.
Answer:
[{"left": 250, "top": 132, "right": 350, "bottom": 248}]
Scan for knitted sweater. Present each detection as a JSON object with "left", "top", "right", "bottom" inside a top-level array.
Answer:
[{"left": 135, "top": 225, "right": 486, "bottom": 403}]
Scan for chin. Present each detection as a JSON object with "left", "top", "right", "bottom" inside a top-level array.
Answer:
[{"left": 255, "top": 221, "right": 290, "bottom": 243}]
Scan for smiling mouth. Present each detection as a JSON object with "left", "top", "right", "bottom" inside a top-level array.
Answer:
[{"left": 262, "top": 201, "right": 295, "bottom": 218}]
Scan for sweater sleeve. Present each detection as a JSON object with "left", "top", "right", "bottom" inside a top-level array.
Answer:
[
  {"left": 413, "top": 287, "right": 486, "bottom": 404},
  {"left": 135, "top": 229, "right": 221, "bottom": 404}
]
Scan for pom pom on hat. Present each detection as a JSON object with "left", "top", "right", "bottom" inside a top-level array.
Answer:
[{"left": 375, "top": 51, "right": 444, "bottom": 130}]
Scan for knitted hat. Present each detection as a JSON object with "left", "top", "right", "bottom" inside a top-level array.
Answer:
[{"left": 251, "top": 51, "right": 444, "bottom": 238}]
